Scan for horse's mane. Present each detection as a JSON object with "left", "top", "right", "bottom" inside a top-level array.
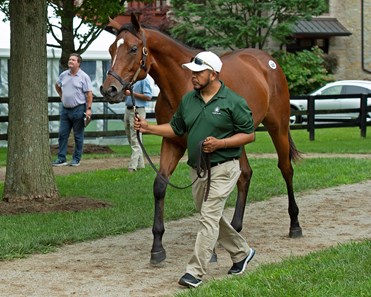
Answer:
[
  {"left": 118, "top": 23, "right": 204, "bottom": 51},
  {"left": 117, "top": 23, "right": 140, "bottom": 37}
]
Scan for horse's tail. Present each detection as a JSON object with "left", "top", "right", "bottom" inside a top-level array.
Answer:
[{"left": 289, "top": 131, "right": 302, "bottom": 163}]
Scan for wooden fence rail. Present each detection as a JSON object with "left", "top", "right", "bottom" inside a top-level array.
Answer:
[
  {"left": 288, "top": 93, "right": 370, "bottom": 140},
  {"left": 0, "top": 94, "right": 369, "bottom": 141}
]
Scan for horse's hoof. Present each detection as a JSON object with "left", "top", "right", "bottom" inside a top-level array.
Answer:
[
  {"left": 209, "top": 252, "right": 218, "bottom": 263},
  {"left": 289, "top": 227, "right": 303, "bottom": 238},
  {"left": 150, "top": 249, "right": 166, "bottom": 265}
]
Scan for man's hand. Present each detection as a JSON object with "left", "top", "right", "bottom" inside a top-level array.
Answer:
[
  {"left": 202, "top": 136, "right": 223, "bottom": 153},
  {"left": 124, "top": 89, "right": 131, "bottom": 96},
  {"left": 85, "top": 109, "right": 92, "bottom": 117},
  {"left": 84, "top": 112, "right": 91, "bottom": 127},
  {"left": 134, "top": 114, "right": 150, "bottom": 133}
]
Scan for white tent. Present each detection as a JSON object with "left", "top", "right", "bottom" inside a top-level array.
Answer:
[
  {"left": 0, "top": 10, "right": 158, "bottom": 146},
  {"left": 0, "top": 10, "right": 118, "bottom": 145},
  {"left": 0, "top": 10, "right": 116, "bottom": 97}
]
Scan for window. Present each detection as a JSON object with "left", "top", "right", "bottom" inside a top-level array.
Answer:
[
  {"left": 321, "top": 86, "right": 342, "bottom": 95},
  {"left": 344, "top": 86, "right": 370, "bottom": 94}
]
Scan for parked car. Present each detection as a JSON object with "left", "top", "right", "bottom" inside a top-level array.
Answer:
[{"left": 290, "top": 80, "right": 371, "bottom": 124}]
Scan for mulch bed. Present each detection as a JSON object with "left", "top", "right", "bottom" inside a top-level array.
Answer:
[
  {"left": 0, "top": 196, "right": 112, "bottom": 215},
  {"left": 1, "top": 144, "right": 115, "bottom": 215}
]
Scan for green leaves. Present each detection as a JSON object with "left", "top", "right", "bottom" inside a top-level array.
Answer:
[
  {"left": 273, "top": 47, "right": 334, "bottom": 95},
  {"left": 170, "top": 0, "right": 327, "bottom": 50}
]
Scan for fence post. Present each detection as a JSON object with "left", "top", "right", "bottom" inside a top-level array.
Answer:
[
  {"left": 103, "top": 102, "right": 108, "bottom": 132},
  {"left": 307, "top": 95, "right": 315, "bottom": 141},
  {"left": 359, "top": 93, "right": 367, "bottom": 138}
]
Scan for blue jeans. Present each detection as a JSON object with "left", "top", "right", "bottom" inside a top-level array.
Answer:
[{"left": 58, "top": 104, "right": 85, "bottom": 162}]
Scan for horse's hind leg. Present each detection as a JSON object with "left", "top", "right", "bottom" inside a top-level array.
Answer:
[
  {"left": 231, "top": 150, "right": 252, "bottom": 232},
  {"left": 268, "top": 128, "right": 302, "bottom": 238}
]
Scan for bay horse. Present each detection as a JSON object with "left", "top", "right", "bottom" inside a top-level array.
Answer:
[{"left": 100, "top": 13, "right": 302, "bottom": 265}]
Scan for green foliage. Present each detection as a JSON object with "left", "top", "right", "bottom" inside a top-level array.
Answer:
[
  {"left": 75, "top": 0, "right": 125, "bottom": 26},
  {"left": 170, "top": 0, "right": 327, "bottom": 50},
  {"left": 0, "top": 0, "right": 9, "bottom": 18},
  {"left": 273, "top": 47, "right": 335, "bottom": 95},
  {"left": 322, "top": 52, "right": 339, "bottom": 74}
]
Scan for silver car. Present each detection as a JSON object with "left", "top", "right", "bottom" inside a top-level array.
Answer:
[{"left": 290, "top": 80, "right": 371, "bottom": 124}]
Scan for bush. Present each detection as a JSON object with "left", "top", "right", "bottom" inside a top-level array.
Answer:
[
  {"left": 322, "top": 52, "right": 339, "bottom": 74},
  {"left": 273, "top": 47, "right": 335, "bottom": 95}
]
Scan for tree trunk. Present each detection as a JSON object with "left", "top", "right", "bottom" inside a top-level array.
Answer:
[
  {"left": 60, "top": 0, "right": 77, "bottom": 70},
  {"left": 3, "top": 0, "right": 59, "bottom": 202}
]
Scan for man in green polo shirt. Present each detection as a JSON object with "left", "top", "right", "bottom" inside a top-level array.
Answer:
[{"left": 134, "top": 51, "right": 255, "bottom": 288}]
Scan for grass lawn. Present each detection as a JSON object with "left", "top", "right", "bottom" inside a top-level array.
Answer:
[
  {"left": 0, "top": 127, "right": 370, "bottom": 295},
  {"left": 175, "top": 240, "right": 371, "bottom": 297},
  {"left": 0, "top": 126, "right": 370, "bottom": 260},
  {"left": 66, "top": 126, "right": 371, "bottom": 162}
]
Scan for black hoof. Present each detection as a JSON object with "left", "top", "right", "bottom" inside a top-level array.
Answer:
[
  {"left": 150, "top": 249, "right": 166, "bottom": 265},
  {"left": 209, "top": 252, "right": 218, "bottom": 263},
  {"left": 289, "top": 227, "right": 303, "bottom": 238}
]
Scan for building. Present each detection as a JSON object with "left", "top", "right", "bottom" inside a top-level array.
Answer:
[
  {"left": 329, "top": 0, "right": 370, "bottom": 80},
  {"left": 113, "top": 0, "right": 171, "bottom": 30},
  {"left": 290, "top": 1, "right": 370, "bottom": 80}
]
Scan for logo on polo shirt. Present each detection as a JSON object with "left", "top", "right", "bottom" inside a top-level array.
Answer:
[{"left": 212, "top": 106, "right": 222, "bottom": 115}]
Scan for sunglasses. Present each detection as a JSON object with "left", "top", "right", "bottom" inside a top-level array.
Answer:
[{"left": 191, "top": 56, "right": 215, "bottom": 71}]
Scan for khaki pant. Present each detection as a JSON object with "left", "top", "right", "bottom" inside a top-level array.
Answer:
[
  {"left": 125, "top": 107, "right": 146, "bottom": 170},
  {"left": 186, "top": 159, "right": 250, "bottom": 278}
]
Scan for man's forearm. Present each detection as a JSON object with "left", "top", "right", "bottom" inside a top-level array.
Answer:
[
  {"left": 86, "top": 91, "right": 93, "bottom": 109},
  {"left": 224, "top": 132, "right": 255, "bottom": 148},
  {"left": 146, "top": 123, "right": 177, "bottom": 138}
]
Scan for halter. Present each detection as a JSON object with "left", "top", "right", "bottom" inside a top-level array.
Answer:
[
  {"left": 108, "top": 29, "right": 211, "bottom": 201},
  {"left": 107, "top": 31, "right": 149, "bottom": 101}
]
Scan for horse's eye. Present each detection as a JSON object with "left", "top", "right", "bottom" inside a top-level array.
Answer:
[{"left": 130, "top": 46, "right": 138, "bottom": 53}]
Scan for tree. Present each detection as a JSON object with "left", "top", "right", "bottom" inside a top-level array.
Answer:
[
  {"left": 3, "top": 0, "right": 58, "bottom": 202},
  {"left": 170, "top": 0, "right": 327, "bottom": 50},
  {"left": 47, "top": 0, "right": 126, "bottom": 69}
]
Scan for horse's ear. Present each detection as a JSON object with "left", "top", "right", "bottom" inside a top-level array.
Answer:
[
  {"left": 107, "top": 17, "right": 121, "bottom": 35},
  {"left": 131, "top": 12, "right": 141, "bottom": 32}
]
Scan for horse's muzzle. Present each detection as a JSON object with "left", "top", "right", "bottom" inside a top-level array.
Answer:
[{"left": 100, "top": 85, "right": 125, "bottom": 104}]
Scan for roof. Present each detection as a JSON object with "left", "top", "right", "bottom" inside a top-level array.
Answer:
[{"left": 293, "top": 18, "right": 352, "bottom": 38}]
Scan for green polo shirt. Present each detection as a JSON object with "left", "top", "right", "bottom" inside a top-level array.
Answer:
[{"left": 170, "top": 81, "right": 254, "bottom": 168}]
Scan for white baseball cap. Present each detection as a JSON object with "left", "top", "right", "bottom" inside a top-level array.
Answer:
[{"left": 182, "top": 51, "right": 223, "bottom": 72}]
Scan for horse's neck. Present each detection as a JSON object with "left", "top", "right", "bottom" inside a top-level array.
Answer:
[{"left": 146, "top": 30, "right": 196, "bottom": 109}]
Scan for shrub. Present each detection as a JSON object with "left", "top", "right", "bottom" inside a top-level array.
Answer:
[{"left": 273, "top": 47, "right": 335, "bottom": 95}]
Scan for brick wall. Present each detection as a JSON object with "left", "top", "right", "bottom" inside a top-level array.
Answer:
[{"left": 330, "top": 0, "right": 371, "bottom": 80}]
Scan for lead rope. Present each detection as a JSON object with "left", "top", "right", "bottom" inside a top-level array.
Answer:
[{"left": 130, "top": 86, "right": 211, "bottom": 201}]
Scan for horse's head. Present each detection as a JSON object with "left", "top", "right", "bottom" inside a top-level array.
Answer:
[{"left": 100, "top": 13, "right": 150, "bottom": 103}]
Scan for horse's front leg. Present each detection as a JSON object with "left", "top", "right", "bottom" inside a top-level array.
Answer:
[
  {"left": 231, "top": 150, "right": 252, "bottom": 232},
  {"left": 150, "top": 138, "right": 186, "bottom": 265},
  {"left": 150, "top": 174, "right": 168, "bottom": 265}
]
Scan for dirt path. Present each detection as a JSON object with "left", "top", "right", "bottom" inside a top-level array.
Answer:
[{"left": 0, "top": 154, "right": 370, "bottom": 297}]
